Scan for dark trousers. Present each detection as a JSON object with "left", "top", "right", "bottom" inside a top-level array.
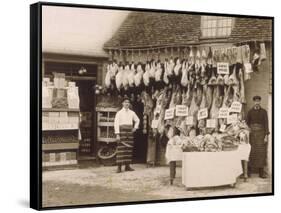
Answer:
[{"left": 170, "top": 161, "right": 176, "bottom": 180}]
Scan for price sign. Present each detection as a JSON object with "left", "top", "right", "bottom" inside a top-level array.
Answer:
[
  {"left": 218, "top": 107, "right": 229, "bottom": 118},
  {"left": 229, "top": 101, "right": 242, "bottom": 113},
  {"left": 164, "top": 108, "right": 174, "bottom": 120},
  {"left": 198, "top": 108, "right": 208, "bottom": 120},
  {"left": 217, "top": 62, "right": 230, "bottom": 74},
  {"left": 175, "top": 105, "right": 188, "bottom": 116},
  {"left": 244, "top": 62, "right": 253, "bottom": 74},
  {"left": 206, "top": 119, "right": 217, "bottom": 128},
  {"left": 185, "top": 116, "right": 194, "bottom": 125},
  {"left": 227, "top": 113, "right": 238, "bottom": 124},
  {"left": 151, "top": 119, "right": 159, "bottom": 128}
]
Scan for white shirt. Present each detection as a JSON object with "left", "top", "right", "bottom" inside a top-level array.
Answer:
[{"left": 114, "top": 107, "right": 140, "bottom": 134}]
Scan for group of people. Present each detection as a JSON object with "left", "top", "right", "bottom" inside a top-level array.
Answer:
[{"left": 113, "top": 95, "right": 270, "bottom": 182}]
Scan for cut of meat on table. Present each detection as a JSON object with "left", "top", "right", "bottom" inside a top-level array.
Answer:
[{"left": 133, "top": 64, "right": 143, "bottom": 87}]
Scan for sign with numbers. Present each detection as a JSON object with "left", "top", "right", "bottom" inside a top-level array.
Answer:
[
  {"left": 217, "top": 62, "right": 229, "bottom": 74},
  {"left": 175, "top": 105, "right": 189, "bottom": 116},
  {"left": 198, "top": 108, "right": 208, "bottom": 120},
  {"left": 164, "top": 108, "right": 174, "bottom": 120},
  {"left": 229, "top": 101, "right": 242, "bottom": 113}
]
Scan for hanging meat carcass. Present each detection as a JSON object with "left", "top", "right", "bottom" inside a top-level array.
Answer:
[
  {"left": 143, "top": 62, "right": 150, "bottom": 87},
  {"left": 174, "top": 58, "right": 182, "bottom": 77},
  {"left": 189, "top": 87, "right": 199, "bottom": 120},
  {"left": 115, "top": 64, "right": 124, "bottom": 91},
  {"left": 167, "top": 58, "right": 175, "bottom": 77},
  {"left": 149, "top": 60, "right": 156, "bottom": 79},
  {"left": 122, "top": 64, "right": 130, "bottom": 90},
  {"left": 155, "top": 60, "right": 163, "bottom": 82},
  {"left": 128, "top": 63, "right": 136, "bottom": 87},
  {"left": 206, "top": 85, "right": 213, "bottom": 110},
  {"left": 197, "top": 85, "right": 208, "bottom": 129},
  {"left": 239, "top": 68, "right": 246, "bottom": 104},
  {"left": 228, "top": 65, "right": 239, "bottom": 86},
  {"left": 104, "top": 64, "right": 111, "bottom": 88},
  {"left": 208, "top": 68, "right": 217, "bottom": 85},
  {"left": 133, "top": 63, "right": 143, "bottom": 87},
  {"left": 195, "top": 85, "right": 203, "bottom": 107},
  {"left": 163, "top": 59, "right": 169, "bottom": 85},
  {"left": 181, "top": 60, "right": 189, "bottom": 87}
]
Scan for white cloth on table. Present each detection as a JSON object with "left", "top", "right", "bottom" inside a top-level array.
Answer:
[
  {"left": 165, "top": 135, "right": 183, "bottom": 163},
  {"left": 182, "top": 151, "right": 243, "bottom": 188},
  {"left": 237, "top": 143, "right": 251, "bottom": 161},
  {"left": 114, "top": 108, "right": 140, "bottom": 134}
]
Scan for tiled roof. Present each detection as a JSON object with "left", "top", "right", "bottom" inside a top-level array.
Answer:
[{"left": 104, "top": 12, "right": 272, "bottom": 49}]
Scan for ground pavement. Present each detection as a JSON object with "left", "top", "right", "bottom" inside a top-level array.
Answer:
[{"left": 43, "top": 164, "right": 272, "bottom": 207}]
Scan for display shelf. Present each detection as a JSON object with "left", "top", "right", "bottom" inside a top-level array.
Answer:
[
  {"left": 97, "top": 137, "right": 117, "bottom": 143},
  {"left": 43, "top": 108, "right": 80, "bottom": 112},
  {"left": 42, "top": 142, "right": 79, "bottom": 151}
]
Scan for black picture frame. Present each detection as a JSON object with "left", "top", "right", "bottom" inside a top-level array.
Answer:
[{"left": 30, "top": 1, "right": 274, "bottom": 210}]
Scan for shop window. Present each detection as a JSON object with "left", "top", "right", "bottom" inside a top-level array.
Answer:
[{"left": 201, "top": 16, "right": 234, "bottom": 38}]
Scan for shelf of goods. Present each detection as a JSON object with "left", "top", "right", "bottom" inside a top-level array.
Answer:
[
  {"left": 42, "top": 75, "right": 81, "bottom": 167},
  {"left": 96, "top": 107, "right": 118, "bottom": 143}
]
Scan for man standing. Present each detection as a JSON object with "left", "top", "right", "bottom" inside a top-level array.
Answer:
[
  {"left": 114, "top": 97, "right": 140, "bottom": 173},
  {"left": 247, "top": 95, "right": 270, "bottom": 178}
]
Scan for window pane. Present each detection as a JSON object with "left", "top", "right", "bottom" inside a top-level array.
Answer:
[
  {"left": 218, "top": 28, "right": 223, "bottom": 36},
  {"left": 211, "top": 28, "right": 216, "bottom": 37},
  {"left": 227, "top": 19, "right": 232, "bottom": 26},
  {"left": 226, "top": 27, "right": 232, "bottom": 35},
  {"left": 211, "top": 20, "right": 216, "bottom": 28}
]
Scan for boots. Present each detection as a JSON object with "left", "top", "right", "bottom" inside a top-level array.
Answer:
[
  {"left": 116, "top": 164, "right": 122, "bottom": 173},
  {"left": 125, "top": 164, "right": 134, "bottom": 171},
  {"left": 259, "top": 168, "right": 268, "bottom": 179}
]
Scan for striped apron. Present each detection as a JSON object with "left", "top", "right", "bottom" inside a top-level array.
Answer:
[
  {"left": 116, "top": 125, "right": 134, "bottom": 165},
  {"left": 249, "top": 124, "right": 267, "bottom": 168}
]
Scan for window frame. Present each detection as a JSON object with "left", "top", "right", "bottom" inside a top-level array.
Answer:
[{"left": 200, "top": 16, "right": 235, "bottom": 39}]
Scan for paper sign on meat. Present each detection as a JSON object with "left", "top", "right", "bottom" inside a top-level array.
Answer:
[
  {"left": 164, "top": 108, "right": 174, "bottom": 120},
  {"left": 175, "top": 105, "right": 188, "bottom": 116},
  {"left": 198, "top": 108, "right": 208, "bottom": 120},
  {"left": 217, "top": 62, "right": 229, "bottom": 75},
  {"left": 229, "top": 101, "right": 242, "bottom": 113}
]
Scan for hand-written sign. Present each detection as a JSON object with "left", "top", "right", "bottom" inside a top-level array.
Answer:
[
  {"left": 229, "top": 101, "right": 242, "bottom": 113},
  {"left": 244, "top": 62, "right": 253, "bottom": 74},
  {"left": 227, "top": 113, "right": 238, "bottom": 124},
  {"left": 206, "top": 119, "right": 217, "bottom": 128},
  {"left": 198, "top": 108, "right": 208, "bottom": 120},
  {"left": 164, "top": 108, "right": 174, "bottom": 120},
  {"left": 185, "top": 116, "right": 194, "bottom": 125},
  {"left": 218, "top": 107, "right": 229, "bottom": 118},
  {"left": 220, "top": 124, "right": 226, "bottom": 132},
  {"left": 151, "top": 119, "right": 159, "bottom": 129},
  {"left": 217, "top": 62, "right": 230, "bottom": 75},
  {"left": 175, "top": 105, "right": 189, "bottom": 116}
]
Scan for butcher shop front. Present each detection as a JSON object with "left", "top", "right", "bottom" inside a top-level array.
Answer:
[{"left": 98, "top": 12, "right": 272, "bottom": 178}]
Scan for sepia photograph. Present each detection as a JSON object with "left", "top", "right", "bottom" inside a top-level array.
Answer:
[{"left": 32, "top": 2, "right": 273, "bottom": 209}]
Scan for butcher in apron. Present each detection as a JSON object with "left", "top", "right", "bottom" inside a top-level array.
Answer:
[
  {"left": 246, "top": 95, "right": 270, "bottom": 178},
  {"left": 114, "top": 97, "right": 140, "bottom": 173}
]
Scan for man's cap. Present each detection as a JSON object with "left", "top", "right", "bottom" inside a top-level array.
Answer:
[{"left": 253, "top": 95, "right": 261, "bottom": 101}]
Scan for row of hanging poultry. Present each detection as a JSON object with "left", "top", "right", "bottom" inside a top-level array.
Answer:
[{"left": 103, "top": 44, "right": 266, "bottom": 138}]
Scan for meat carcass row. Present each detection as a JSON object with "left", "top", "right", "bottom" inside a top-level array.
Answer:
[
  {"left": 133, "top": 63, "right": 143, "bottom": 87},
  {"left": 163, "top": 59, "right": 169, "bottom": 85},
  {"left": 115, "top": 64, "right": 124, "bottom": 91},
  {"left": 128, "top": 63, "right": 136, "bottom": 87},
  {"left": 181, "top": 60, "right": 189, "bottom": 87},
  {"left": 155, "top": 60, "right": 163, "bottom": 82},
  {"left": 149, "top": 60, "right": 156, "bottom": 79},
  {"left": 143, "top": 62, "right": 150, "bottom": 86}
]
